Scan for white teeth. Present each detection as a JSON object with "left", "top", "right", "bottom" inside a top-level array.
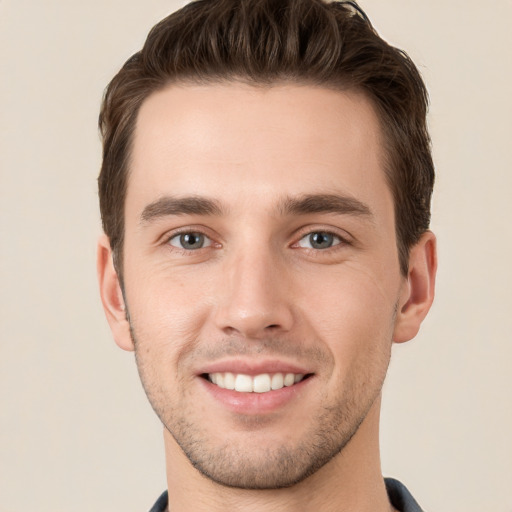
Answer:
[
  {"left": 284, "top": 373, "right": 295, "bottom": 387},
  {"left": 224, "top": 372, "right": 235, "bottom": 390},
  {"left": 253, "top": 374, "right": 271, "bottom": 393},
  {"left": 235, "top": 374, "right": 253, "bottom": 392},
  {"left": 271, "top": 373, "right": 284, "bottom": 390},
  {"left": 208, "top": 372, "right": 306, "bottom": 393}
]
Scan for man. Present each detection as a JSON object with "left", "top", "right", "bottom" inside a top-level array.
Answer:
[{"left": 96, "top": 1, "right": 437, "bottom": 511}]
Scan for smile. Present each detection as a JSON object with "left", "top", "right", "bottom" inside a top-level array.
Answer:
[{"left": 207, "top": 372, "right": 307, "bottom": 393}]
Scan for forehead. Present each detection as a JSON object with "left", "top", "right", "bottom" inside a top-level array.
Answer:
[{"left": 128, "top": 83, "right": 390, "bottom": 219}]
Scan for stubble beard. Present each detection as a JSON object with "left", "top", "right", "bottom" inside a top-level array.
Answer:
[
  {"left": 130, "top": 322, "right": 391, "bottom": 490},
  {"left": 166, "top": 389, "right": 380, "bottom": 490}
]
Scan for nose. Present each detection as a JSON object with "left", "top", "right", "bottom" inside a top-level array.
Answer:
[{"left": 213, "top": 249, "right": 294, "bottom": 339}]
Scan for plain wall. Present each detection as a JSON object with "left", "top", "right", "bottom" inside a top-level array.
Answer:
[{"left": 1, "top": 1, "right": 511, "bottom": 510}]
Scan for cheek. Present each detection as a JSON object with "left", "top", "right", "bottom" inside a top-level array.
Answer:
[
  {"left": 123, "top": 261, "right": 214, "bottom": 367},
  {"left": 296, "top": 265, "right": 398, "bottom": 371},
  {"left": 299, "top": 261, "right": 398, "bottom": 326}
]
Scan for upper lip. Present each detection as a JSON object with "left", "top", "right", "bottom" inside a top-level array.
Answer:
[{"left": 197, "top": 358, "right": 312, "bottom": 376}]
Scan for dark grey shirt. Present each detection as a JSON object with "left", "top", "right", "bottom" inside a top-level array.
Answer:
[{"left": 149, "top": 477, "right": 424, "bottom": 512}]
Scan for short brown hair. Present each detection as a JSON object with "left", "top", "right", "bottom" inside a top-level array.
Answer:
[{"left": 99, "top": 0, "right": 434, "bottom": 277}]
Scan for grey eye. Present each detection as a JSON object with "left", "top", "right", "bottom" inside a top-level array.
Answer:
[
  {"left": 169, "top": 232, "right": 211, "bottom": 250},
  {"left": 298, "top": 232, "right": 340, "bottom": 250}
]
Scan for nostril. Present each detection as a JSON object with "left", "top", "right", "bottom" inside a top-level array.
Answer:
[{"left": 222, "top": 326, "right": 239, "bottom": 336}]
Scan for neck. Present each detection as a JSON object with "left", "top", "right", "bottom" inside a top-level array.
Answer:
[{"left": 163, "top": 396, "right": 394, "bottom": 512}]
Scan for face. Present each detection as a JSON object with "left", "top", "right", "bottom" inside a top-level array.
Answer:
[{"left": 99, "top": 83, "right": 433, "bottom": 489}]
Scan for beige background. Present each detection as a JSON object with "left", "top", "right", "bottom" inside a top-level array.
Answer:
[{"left": 1, "top": 1, "right": 511, "bottom": 511}]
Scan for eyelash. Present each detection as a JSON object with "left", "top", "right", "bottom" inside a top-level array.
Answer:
[
  {"left": 296, "top": 232, "right": 342, "bottom": 250},
  {"left": 292, "top": 228, "right": 351, "bottom": 252},
  {"left": 164, "top": 228, "right": 216, "bottom": 254},
  {"left": 163, "top": 227, "right": 351, "bottom": 253}
]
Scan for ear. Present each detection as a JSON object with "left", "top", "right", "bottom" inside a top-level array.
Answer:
[
  {"left": 97, "top": 234, "right": 134, "bottom": 351},
  {"left": 393, "top": 231, "right": 437, "bottom": 343}
]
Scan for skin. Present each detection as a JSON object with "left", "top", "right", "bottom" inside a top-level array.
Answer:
[{"left": 98, "top": 83, "right": 436, "bottom": 512}]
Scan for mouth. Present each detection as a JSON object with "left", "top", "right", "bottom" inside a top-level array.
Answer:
[{"left": 201, "top": 372, "right": 312, "bottom": 393}]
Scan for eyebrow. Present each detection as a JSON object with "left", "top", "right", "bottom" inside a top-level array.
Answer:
[
  {"left": 140, "top": 195, "right": 224, "bottom": 224},
  {"left": 139, "top": 192, "right": 373, "bottom": 225},
  {"left": 278, "top": 193, "right": 373, "bottom": 219}
]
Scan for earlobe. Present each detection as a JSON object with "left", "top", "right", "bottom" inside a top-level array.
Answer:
[
  {"left": 97, "top": 234, "right": 135, "bottom": 351},
  {"left": 393, "top": 231, "right": 437, "bottom": 343}
]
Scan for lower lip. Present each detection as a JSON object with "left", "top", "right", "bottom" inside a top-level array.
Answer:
[{"left": 199, "top": 376, "right": 312, "bottom": 415}]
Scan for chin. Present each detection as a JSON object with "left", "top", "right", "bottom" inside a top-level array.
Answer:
[{"left": 163, "top": 396, "right": 371, "bottom": 490}]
